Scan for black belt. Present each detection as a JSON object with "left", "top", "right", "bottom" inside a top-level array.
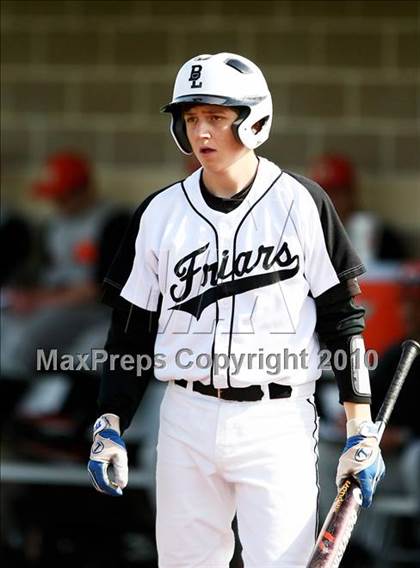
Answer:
[{"left": 175, "top": 379, "right": 292, "bottom": 402}]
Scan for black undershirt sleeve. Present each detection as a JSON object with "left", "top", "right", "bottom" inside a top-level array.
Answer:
[
  {"left": 315, "top": 279, "right": 371, "bottom": 405},
  {"left": 97, "top": 297, "right": 159, "bottom": 433},
  {"left": 96, "top": 195, "right": 165, "bottom": 432}
]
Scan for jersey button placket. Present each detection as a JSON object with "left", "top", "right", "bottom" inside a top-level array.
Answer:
[{"left": 213, "top": 221, "right": 235, "bottom": 388}]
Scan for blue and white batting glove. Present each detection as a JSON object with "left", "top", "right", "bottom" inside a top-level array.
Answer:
[
  {"left": 87, "top": 414, "right": 128, "bottom": 497},
  {"left": 336, "top": 419, "right": 385, "bottom": 508}
]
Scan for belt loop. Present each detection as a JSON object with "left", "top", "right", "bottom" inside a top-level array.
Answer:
[{"left": 261, "top": 384, "right": 270, "bottom": 400}]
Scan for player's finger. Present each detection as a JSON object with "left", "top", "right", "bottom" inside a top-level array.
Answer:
[
  {"left": 87, "top": 460, "right": 123, "bottom": 496},
  {"left": 357, "top": 476, "right": 373, "bottom": 508},
  {"left": 112, "top": 454, "right": 128, "bottom": 488}
]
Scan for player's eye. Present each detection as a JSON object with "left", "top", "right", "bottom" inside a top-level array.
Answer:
[{"left": 185, "top": 116, "right": 197, "bottom": 124}]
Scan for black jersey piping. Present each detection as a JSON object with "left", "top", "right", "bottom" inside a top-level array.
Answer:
[
  {"left": 307, "top": 396, "right": 320, "bottom": 540},
  {"left": 269, "top": 199, "right": 298, "bottom": 335},
  {"left": 337, "top": 264, "right": 365, "bottom": 280},
  {"left": 103, "top": 276, "right": 124, "bottom": 290},
  {"left": 227, "top": 171, "right": 283, "bottom": 385},
  {"left": 181, "top": 181, "right": 220, "bottom": 387}
]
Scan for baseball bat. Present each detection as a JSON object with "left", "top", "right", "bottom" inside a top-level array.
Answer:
[{"left": 306, "top": 339, "right": 420, "bottom": 568}]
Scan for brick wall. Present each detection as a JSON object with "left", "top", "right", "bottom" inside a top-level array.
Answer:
[{"left": 1, "top": 0, "right": 419, "bottom": 248}]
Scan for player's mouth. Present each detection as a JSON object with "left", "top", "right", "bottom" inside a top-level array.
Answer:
[{"left": 199, "top": 147, "right": 216, "bottom": 155}]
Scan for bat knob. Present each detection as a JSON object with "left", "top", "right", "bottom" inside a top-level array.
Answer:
[
  {"left": 402, "top": 339, "right": 420, "bottom": 356},
  {"left": 353, "top": 486, "right": 362, "bottom": 505}
]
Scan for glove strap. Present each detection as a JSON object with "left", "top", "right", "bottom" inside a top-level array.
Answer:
[{"left": 93, "top": 413, "right": 121, "bottom": 438}]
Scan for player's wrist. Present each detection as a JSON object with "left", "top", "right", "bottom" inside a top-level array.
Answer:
[{"left": 346, "top": 418, "right": 378, "bottom": 439}]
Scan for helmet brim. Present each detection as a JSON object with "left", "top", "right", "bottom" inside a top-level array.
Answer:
[{"left": 161, "top": 94, "right": 265, "bottom": 113}]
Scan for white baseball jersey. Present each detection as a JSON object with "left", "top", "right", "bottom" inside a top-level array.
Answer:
[{"left": 108, "top": 157, "right": 364, "bottom": 389}]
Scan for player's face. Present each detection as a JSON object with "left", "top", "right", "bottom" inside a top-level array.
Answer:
[{"left": 183, "top": 105, "right": 250, "bottom": 172}]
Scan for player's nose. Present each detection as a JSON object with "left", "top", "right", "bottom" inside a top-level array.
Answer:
[{"left": 196, "top": 119, "right": 211, "bottom": 139}]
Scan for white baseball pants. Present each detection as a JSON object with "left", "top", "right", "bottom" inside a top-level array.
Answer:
[{"left": 156, "top": 382, "right": 319, "bottom": 568}]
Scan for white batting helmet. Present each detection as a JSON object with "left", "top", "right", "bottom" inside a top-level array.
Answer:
[{"left": 161, "top": 53, "right": 273, "bottom": 154}]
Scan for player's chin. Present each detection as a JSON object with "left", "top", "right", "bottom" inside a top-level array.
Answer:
[
  {"left": 196, "top": 155, "right": 223, "bottom": 172},
  {"left": 197, "top": 149, "right": 218, "bottom": 163}
]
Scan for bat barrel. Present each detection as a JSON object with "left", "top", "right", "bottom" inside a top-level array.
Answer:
[{"left": 306, "top": 477, "right": 362, "bottom": 567}]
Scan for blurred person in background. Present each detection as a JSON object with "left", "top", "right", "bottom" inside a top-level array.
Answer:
[
  {"left": 308, "top": 154, "right": 408, "bottom": 265},
  {"left": 1, "top": 152, "right": 130, "bottom": 446},
  {"left": 1, "top": 154, "right": 155, "bottom": 568},
  {"left": 0, "top": 204, "right": 32, "bottom": 288},
  {"left": 1, "top": 204, "right": 34, "bottom": 426}
]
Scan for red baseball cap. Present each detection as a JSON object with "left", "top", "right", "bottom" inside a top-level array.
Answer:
[
  {"left": 32, "top": 152, "right": 91, "bottom": 199},
  {"left": 400, "top": 260, "right": 420, "bottom": 295},
  {"left": 308, "top": 154, "right": 355, "bottom": 190}
]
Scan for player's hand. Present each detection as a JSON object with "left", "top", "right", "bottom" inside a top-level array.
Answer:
[
  {"left": 336, "top": 420, "right": 385, "bottom": 508},
  {"left": 87, "top": 413, "right": 128, "bottom": 497}
]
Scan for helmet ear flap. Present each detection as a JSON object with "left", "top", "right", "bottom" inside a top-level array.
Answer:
[
  {"left": 231, "top": 107, "right": 250, "bottom": 144},
  {"left": 171, "top": 111, "right": 192, "bottom": 155},
  {"left": 236, "top": 96, "right": 272, "bottom": 150}
]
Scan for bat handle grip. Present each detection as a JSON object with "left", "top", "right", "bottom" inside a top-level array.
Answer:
[{"left": 375, "top": 339, "right": 420, "bottom": 434}]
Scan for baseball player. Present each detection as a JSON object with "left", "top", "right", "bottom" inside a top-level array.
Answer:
[{"left": 88, "top": 53, "right": 385, "bottom": 567}]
